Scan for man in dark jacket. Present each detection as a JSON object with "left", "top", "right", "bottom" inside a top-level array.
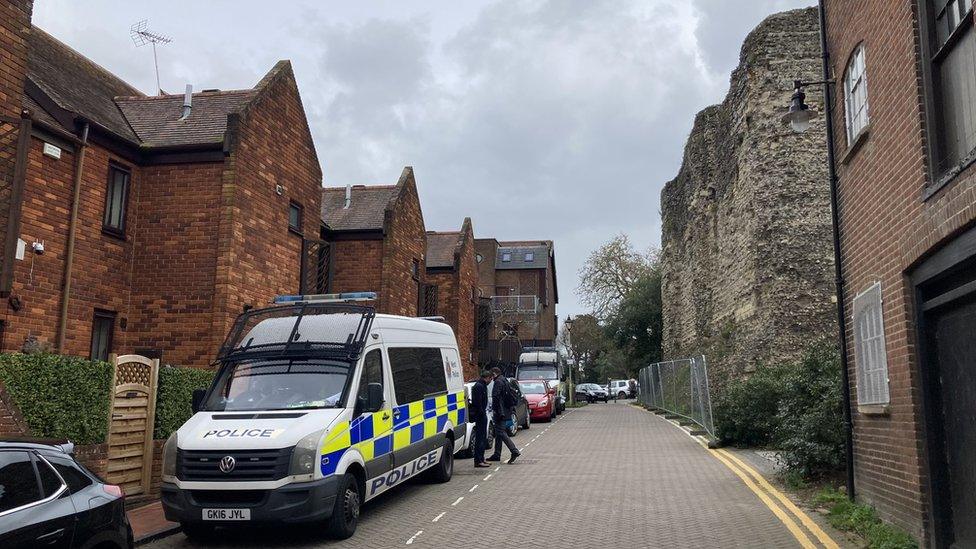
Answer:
[
  {"left": 486, "top": 367, "right": 521, "bottom": 464},
  {"left": 470, "top": 371, "right": 492, "bottom": 467}
]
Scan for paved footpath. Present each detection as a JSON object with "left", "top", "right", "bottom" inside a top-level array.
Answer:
[{"left": 146, "top": 402, "right": 844, "bottom": 548}]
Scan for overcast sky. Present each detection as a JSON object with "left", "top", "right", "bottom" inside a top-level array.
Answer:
[{"left": 33, "top": 0, "right": 813, "bottom": 318}]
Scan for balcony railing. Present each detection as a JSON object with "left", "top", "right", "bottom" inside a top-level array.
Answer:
[{"left": 490, "top": 295, "right": 539, "bottom": 315}]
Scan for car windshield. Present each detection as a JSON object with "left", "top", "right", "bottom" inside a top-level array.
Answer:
[
  {"left": 517, "top": 366, "right": 558, "bottom": 380},
  {"left": 203, "top": 358, "right": 353, "bottom": 411},
  {"left": 520, "top": 382, "right": 548, "bottom": 394}
]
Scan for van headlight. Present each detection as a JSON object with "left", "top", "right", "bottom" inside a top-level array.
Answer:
[
  {"left": 161, "top": 433, "right": 178, "bottom": 480},
  {"left": 289, "top": 429, "right": 325, "bottom": 479}
]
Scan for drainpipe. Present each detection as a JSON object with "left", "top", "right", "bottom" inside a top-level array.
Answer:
[
  {"left": 817, "top": 0, "right": 856, "bottom": 501},
  {"left": 56, "top": 120, "right": 90, "bottom": 354}
]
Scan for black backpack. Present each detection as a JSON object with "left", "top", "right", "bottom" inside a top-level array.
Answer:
[{"left": 502, "top": 378, "right": 519, "bottom": 409}]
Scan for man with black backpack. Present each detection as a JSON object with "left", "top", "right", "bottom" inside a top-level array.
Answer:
[{"left": 486, "top": 367, "right": 521, "bottom": 464}]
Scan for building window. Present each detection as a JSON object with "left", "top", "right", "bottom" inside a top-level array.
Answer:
[
  {"left": 476, "top": 253, "right": 483, "bottom": 263},
  {"left": 843, "top": 44, "right": 870, "bottom": 143},
  {"left": 288, "top": 202, "right": 303, "bottom": 234},
  {"left": 411, "top": 258, "right": 420, "bottom": 280},
  {"left": 90, "top": 310, "right": 116, "bottom": 362},
  {"left": 388, "top": 347, "right": 447, "bottom": 404},
  {"left": 103, "top": 164, "right": 130, "bottom": 237},
  {"left": 524, "top": 252, "right": 535, "bottom": 262},
  {"left": 923, "top": 0, "right": 976, "bottom": 178},
  {"left": 852, "top": 282, "right": 890, "bottom": 407},
  {"left": 501, "top": 252, "right": 512, "bottom": 262}
]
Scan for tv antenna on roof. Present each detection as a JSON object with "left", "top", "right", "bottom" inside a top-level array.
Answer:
[{"left": 130, "top": 20, "right": 171, "bottom": 95}]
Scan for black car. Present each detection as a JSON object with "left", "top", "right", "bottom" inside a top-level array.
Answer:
[
  {"left": 506, "top": 380, "right": 531, "bottom": 436},
  {"left": 0, "top": 439, "right": 133, "bottom": 549},
  {"left": 575, "top": 383, "right": 609, "bottom": 403}
]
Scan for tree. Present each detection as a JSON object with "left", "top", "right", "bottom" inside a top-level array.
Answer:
[
  {"left": 603, "top": 269, "right": 663, "bottom": 375},
  {"left": 576, "top": 234, "right": 657, "bottom": 319},
  {"left": 559, "top": 314, "right": 606, "bottom": 388}
]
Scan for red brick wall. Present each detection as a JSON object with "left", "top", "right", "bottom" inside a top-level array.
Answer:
[
  {"left": 454, "top": 220, "right": 479, "bottom": 378},
  {"left": 127, "top": 162, "right": 223, "bottom": 366},
  {"left": 474, "top": 239, "right": 497, "bottom": 296},
  {"left": 0, "top": 0, "right": 30, "bottom": 120},
  {"left": 380, "top": 169, "right": 425, "bottom": 317},
  {"left": 213, "top": 63, "right": 322, "bottom": 346},
  {"left": 1, "top": 138, "right": 136, "bottom": 356},
  {"left": 329, "top": 238, "right": 384, "bottom": 296},
  {"left": 824, "top": 0, "right": 976, "bottom": 541}
]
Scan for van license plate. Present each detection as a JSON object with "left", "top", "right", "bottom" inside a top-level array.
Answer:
[{"left": 203, "top": 508, "right": 250, "bottom": 521}]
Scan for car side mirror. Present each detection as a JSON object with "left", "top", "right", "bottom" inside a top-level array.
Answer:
[
  {"left": 191, "top": 389, "right": 206, "bottom": 413},
  {"left": 366, "top": 382, "right": 384, "bottom": 413}
]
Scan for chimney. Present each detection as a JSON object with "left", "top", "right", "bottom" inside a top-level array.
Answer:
[
  {"left": 344, "top": 185, "right": 352, "bottom": 209},
  {"left": 179, "top": 84, "right": 192, "bottom": 121}
]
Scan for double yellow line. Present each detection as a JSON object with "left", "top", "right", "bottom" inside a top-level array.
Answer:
[{"left": 710, "top": 448, "right": 839, "bottom": 549}]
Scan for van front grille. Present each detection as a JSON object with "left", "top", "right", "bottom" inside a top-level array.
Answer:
[{"left": 177, "top": 448, "right": 292, "bottom": 481}]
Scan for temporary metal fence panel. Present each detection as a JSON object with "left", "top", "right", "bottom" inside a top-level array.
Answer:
[{"left": 637, "top": 356, "right": 715, "bottom": 438}]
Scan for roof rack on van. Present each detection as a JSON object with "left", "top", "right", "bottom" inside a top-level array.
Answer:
[{"left": 217, "top": 302, "right": 376, "bottom": 362}]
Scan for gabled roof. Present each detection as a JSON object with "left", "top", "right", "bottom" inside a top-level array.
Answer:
[
  {"left": 426, "top": 232, "right": 462, "bottom": 269},
  {"left": 25, "top": 26, "right": 294, "bottom": 152},
  {"left": 495, "top": 244, "right": 550, "bottom": 270},
  {"left": 27, "top": 27, "right": 142, "bottom": 141},
  {"left": 115, "top": 90, "right": 256, "bottom": 148},
  {"left": 321, "top": 185, "right": 398, "bottom": 231}
]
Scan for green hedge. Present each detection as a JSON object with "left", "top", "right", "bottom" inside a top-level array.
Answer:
[
  {"left": 714, "top": 342, "right": 844, "bottom": 479},
  {"left": 154, "top": 366, "right": 215, "bottom": 439},
  {"left": 0, "top": 353, "right": 113, "bottom": 444}
]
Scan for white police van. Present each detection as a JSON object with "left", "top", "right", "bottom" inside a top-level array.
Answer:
[{"left": 159, "top": 293, "right": 468, "bottom": 540}]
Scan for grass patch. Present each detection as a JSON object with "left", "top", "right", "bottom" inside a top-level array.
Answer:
[{"left": 814, "top": 489, "right": 917, "bottom": 549}]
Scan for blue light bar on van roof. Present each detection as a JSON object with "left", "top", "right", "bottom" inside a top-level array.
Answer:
[{"left": 273, "top": 292, "right": 377, "bottom": 304}]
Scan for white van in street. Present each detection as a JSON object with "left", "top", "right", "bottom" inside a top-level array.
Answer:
[{"left": 159, "top": 293, "right": 467, "bottom": 540}]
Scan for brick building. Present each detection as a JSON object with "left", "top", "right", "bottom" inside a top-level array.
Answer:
[
  {"left": 474, "top": 238, "right": 558, "bottom": 364},
  {"left": 319, "top": 168, "right": 429, "bottom": 316},
  {"left": 820, "top": 1, "right": 975, "bottom": 546},
  {"left": 0, "top": 23, "right": 322, "bottom": 367},
  {"left": 425, "top": 218, "right": 479, "bottom": 379}
]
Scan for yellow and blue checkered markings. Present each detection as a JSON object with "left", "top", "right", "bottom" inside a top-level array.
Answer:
[{"left": 319, "top": 391, "right": 465, "bottom": 477}]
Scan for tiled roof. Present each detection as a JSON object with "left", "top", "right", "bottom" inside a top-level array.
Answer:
[
  {"left": 321, "top": 185, "right": 399, "bottom": 231},
  {"left": 426, "top": 232, "right": 461, "bottom": 268},
  {"left": 116, "top": 90, "right": 256, "bottom": 148},
  {"left": 27, "top": 27, "right": 142, "bottom": 141},
  {"left": 496, "top": 244, "right": 550, "bottom": 270}
]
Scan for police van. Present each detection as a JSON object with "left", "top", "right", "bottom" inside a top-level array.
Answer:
[{"left": 159, "top": 293, "right": 467, "bottom": 540}]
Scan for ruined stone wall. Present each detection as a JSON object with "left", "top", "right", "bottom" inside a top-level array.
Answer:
[{"left": 660, "top": 8, "right": 836, "bottom": 389}]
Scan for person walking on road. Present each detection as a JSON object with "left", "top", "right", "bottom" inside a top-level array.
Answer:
[
  {"left": 486, "top": 367, "right": 521, "bottom": 464},
  {"left": 471, "top": 370, "right": 492, "bottom": 468}
]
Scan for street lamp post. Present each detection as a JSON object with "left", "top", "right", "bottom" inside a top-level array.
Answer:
[
  {"left": 564, "top": 315, "right": 575, "bottom": 407},
  {"left": 783, "top": 0, "right": 855, "bottom": 502}
]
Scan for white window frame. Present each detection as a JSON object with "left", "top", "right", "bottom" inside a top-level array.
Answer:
[
  {"left": 852, "top": 282, "right": 890, "bottom": 407},
  {"left": 843, "top": 44, "right": 870, "bottom": 143}
]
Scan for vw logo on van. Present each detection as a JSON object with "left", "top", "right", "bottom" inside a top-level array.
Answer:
[{"left": 219, "top": 455, "right": 236, "bottom": 473}]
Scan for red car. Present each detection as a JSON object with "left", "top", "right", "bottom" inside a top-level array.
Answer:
[{"left": 519, "top": 380, "right": 556, "bottom": 422}]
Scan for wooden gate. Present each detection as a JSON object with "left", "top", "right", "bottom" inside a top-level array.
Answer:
[{"left": 105, "top": 354, "right": 160, "bottom": 496}]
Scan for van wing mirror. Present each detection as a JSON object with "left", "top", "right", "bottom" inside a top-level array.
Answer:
[
  {"left": 366, "top": 382, "right": 384, "bottom": 413},
  {"left": 191, "top": 389, "right": 206, "bottom": 413}
]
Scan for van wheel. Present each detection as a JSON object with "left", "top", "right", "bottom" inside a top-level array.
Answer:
[
  {"left": 181, "top": 522, "right": 216, "bottom": 541},
  {"left": 427, "top": 438, "right": 454, "bottom": 483},
  {"left": 326, "top": 474, "right": 360, "bottom": 540}
]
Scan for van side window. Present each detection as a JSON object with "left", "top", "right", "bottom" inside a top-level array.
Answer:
[
  {"left": 389, "top": 347, "right": 448, "bottom": 404},
  {"left": 357, "top": 349, "right": 384, "bottom": 408}
]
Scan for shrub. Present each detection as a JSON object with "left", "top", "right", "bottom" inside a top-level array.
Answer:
[
  {"left": 714, "top": 363, "right": 789, "bottom": 447},
  {"left": 154, "top": 366, "right": 215, "bottom": 439},
  {"left": 0, "top": 353, "right": 113, "bottom": 444},
  {"left": 776, "top": 345, "right": 844, "bottom": 478},
  {"left": 713, "top": 342, "right": 844, "bottom": 479},
  {"left": 814, "top": 489, "right": 917, "bottom": 549}
]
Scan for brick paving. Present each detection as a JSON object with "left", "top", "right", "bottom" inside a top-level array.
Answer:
[{"left": 144, "top": 402, "right": 813, "bottom": 548}]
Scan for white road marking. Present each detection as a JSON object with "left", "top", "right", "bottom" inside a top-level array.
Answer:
[
  {"left": 494, "top": 466, "right": 501, "bottom": 472},
  {"left": 432, "top": 512, "right": 446, "bottom": 523},
  {"left": 483, "top": 474, "right": 493, "bottom": 481},
  {"left": 406, "top": 531, "right": 423, "bottom": 545},
  {"left": 452, "top": 497, "right": 464, "bottom": 506},
  {"left": 469, "top": 484, "right": 479, "bottom": 492}
]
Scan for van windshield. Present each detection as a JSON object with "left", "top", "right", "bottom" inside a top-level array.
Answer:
[
  {"left": 517, "top": 366, "right": 558, "bottom": 381},
  {"left": 203, "top": 358, "right": 352, "bottom": 411}
]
